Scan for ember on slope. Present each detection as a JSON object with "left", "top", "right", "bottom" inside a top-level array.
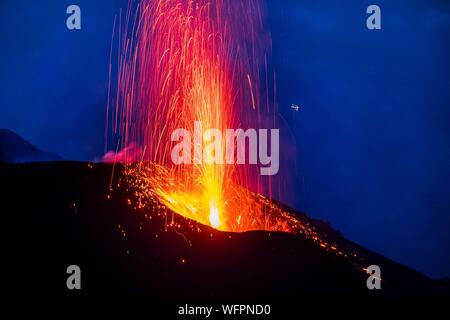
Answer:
[{"left": 123, "top": 162, "right": 357, "bottom": 260}]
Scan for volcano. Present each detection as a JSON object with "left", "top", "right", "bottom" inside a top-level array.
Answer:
[{"left": 0, "top": 161, "right": 448, "bottom": 303}]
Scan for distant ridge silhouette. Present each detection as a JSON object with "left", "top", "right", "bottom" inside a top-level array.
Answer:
[{"left": 0, "top": 129, "right": 62, "bottom": 163}]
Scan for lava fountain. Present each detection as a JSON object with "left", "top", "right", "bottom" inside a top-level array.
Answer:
[{"left": 106, "top": 0, "right": 298, "bottom": 234}]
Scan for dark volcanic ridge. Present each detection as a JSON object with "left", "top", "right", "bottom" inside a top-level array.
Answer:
[
  {"left": 0, "top": 129, "right": 62, "bottom": 163},
  {"left": 0, "top": 161, "right": 448, "bottom": 300}
]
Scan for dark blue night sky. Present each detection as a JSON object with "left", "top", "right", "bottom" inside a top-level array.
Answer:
[{"left": 0, "top": 0, "right": 449, "bottom": 278}]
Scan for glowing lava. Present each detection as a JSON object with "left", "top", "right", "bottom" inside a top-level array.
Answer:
[{"left": 107, "top": 0, "right": 279, "bottom": 232}]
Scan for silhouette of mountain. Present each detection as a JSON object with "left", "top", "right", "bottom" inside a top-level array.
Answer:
[
  {"left": 0, "top": 162, "right": 448, "bottom": 303},
  {"left": 0, "top": 129, "right": 62, "bottom": 163}
]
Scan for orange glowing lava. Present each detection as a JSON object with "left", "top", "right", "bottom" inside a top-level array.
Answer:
[{"left": 107, "top": 0, "right": 282, "bottom": 232}]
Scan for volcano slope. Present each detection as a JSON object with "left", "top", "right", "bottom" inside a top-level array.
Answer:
[{"left": 0, "top": 162, "right": 448, "bottom": 301}]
